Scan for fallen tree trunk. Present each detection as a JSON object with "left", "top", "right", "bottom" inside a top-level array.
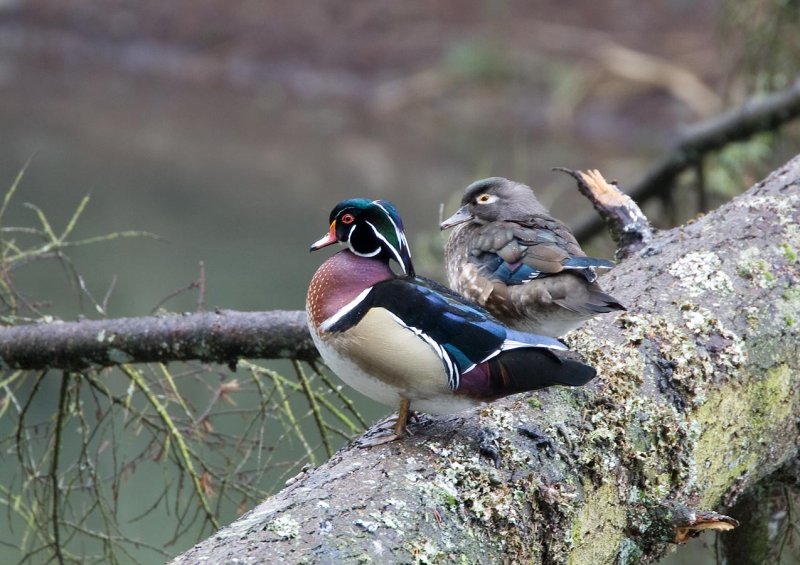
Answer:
[{"left": 169, "top": 156, "right": 800, "bottom": 564}]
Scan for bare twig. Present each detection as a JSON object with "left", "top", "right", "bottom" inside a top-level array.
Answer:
[
  {"left": 50, "top": 372, "right": 70, "bottom": 565},
  {"left": 101, "top": 274, "right": 118, "bottom": 315},
  {"left": 196, "top": 261, "right": 206, "bottom": 312},
  {"left": 0, "top": 309, "right": 318, "bottom": 371},
  {"left": 150, "top": 274, "right": 203, "bottom": 315},
  {"left": 293, "top": 360, "right": 333, "bottom": 458},
  {"left": 121, "top": 365, "right": 220, "bottom": 530}
]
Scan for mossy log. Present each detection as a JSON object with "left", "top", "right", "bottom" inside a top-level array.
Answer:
[{"left": 186, "top": 157, "right": 795, "bottom": 563}]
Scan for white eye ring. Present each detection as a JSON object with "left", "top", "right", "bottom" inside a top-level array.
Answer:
[{"left": 476, "top": 194, "right": 497, "bottom": 204}]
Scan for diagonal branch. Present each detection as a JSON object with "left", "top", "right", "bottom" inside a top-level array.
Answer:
[{"left": 575, "top": 76, "right": 800, "bottom": 241}]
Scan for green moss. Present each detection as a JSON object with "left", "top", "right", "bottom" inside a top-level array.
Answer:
[
  {"left": 616, "top": 537, "right": 645, "bottom": 564},
  {"left": 412, "top": 436, "right": 541, "bottom": 561},
  {"left": 565, "top": 313, "right": 705, "bottom": 496},
  {"left": 778, "top": 287, "right": 800, "bottom": 325},
  {"left": 781, "top": 242, "right": 797, "bottom": 262},
  {"left": 565, "top": 315, "right": 645, "bottom": 392},
  {"left": 408, "top": 539, "right": 447, "bottom": 565},
  {"left": 736, "top": 246, "right": 777, "bottom": 288},
  {"left": 694, "top": 364, "right": 797, "bottom": 506},
  {"left": 744, "top": 306, "right": 761, "bottom": 330},
  {"left": 568, "top": 482, "right": 627, "bottom": 564}
]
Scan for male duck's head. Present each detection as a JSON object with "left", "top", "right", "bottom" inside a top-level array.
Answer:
[{"left": 310, "top": 198, "right": 415, "bottom": 276}]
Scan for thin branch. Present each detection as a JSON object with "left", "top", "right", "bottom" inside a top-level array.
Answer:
[
  {"left": 120, "top": 365, "right": 220, "bottom": 531},
  {"left": 595, "top": 43, "right": 721, "bottom": 116},
  {"left": 196, "top": 261, "right": 206, "bottom": 312},
  {"left": 50, "top": 372, "right": 70, "bottom": 565},
  {"left": 315, "top": 363, "right": 368, "bottom": 429},
  {"left": 100, "top": 274, "right": 117, "bottom": 315},
  {"left": 574, "top": 76, "right": 800, "bottom": 241},
  {"left": 0, "top": 309, "right": 318, "bottom": 371},
  {"left": 271, "top": 370, "right": 317, "bottom": 466},
  {"left": 293, "top": 360, "right": 333, "bottom": 458}
]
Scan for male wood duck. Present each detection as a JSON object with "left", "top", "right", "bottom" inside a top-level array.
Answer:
[
  {"left": 307, "top": 198, "right": 597, "bottom": 445},
  {"left": 441, "top": 177, "right": 625, "bottom": 338}
]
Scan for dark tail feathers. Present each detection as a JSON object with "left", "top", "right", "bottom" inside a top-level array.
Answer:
[{"left": 486, "top": 348, "right": 596, "bottom": 395}]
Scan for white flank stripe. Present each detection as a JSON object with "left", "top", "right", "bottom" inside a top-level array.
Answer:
[
  {"left": 476, "top": 349, "right": 501, "bottom": 366},
  {"left": 320, "top": 288, "right": 373, "bottom": 331},
  {"left": 501, "top": 338, "right": 567, "bottom": 351},
  {"left": 473, "top": 335, "right": 566, "bottom": 366}
]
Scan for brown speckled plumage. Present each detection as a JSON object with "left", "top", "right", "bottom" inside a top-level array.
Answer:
[{"left": 442, "top": 177, "right": 624, "bottom": 337}]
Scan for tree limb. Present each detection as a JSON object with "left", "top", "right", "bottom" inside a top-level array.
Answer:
[
  {"left": 169, "top": 154, "right": 800, "bottom": 564},
  {"left": 554, "top": 167, "right": 654, "bottom": 259},
  {"left": 574, "top": 76, "right": 800, "bottom": 241},
  {"left": 0, "top": 309, "right": 318, "bottom": 371}
]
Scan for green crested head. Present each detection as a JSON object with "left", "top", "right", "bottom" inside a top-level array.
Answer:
[{"left": 310, "top": 198, "right": 415, "bottom": 276}]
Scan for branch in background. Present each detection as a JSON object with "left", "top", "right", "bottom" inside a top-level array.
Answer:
[
  {"left": 574, "top": 76, "right": 800, "bottom": 241},
  {"left": 0, "top": 310, "right": 318, "bottom": 371},
  {"left": 595, "top": 43, "right": 721, "bottom": 117},
  {"left": 555, "top": 167, "right": 654, "bottom": 259}
]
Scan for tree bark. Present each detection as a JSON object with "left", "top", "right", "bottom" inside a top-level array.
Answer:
[
  {"left": 166, "top": 155, "right": 800, "bottom": 564},
  {"left": 0, "top": 309, "right": 317, "bottom": 370}
]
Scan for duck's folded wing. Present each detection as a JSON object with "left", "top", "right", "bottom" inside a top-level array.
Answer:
[
  {"left": 325, "top": 276, "right": 564, "bottom": 388},
  {"left": 469, "top": 219, "right": 614, "bottom": 284}
]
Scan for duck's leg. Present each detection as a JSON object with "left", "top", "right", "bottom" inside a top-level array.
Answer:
[
  {"left": 355, "top": 399, "right": 412, "bottom": 448},
  {"left": 394, "top": 398, "right": 411, "bottom": 437}
]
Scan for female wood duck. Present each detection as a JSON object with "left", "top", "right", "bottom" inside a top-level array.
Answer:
[
  {"left": 441, "top": 177, "right": 625, "bottom": 338},
  {"left": 307, "top": 198, "right": 596, "bottom": 445}
]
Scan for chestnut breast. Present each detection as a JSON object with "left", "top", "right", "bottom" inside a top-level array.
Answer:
[{"left": 306, "top": 250, "right": 395, "bottom": 327}]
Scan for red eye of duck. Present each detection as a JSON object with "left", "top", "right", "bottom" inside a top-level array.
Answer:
[{"left": 340, "top": 213, "right": 355, "bottom": 224}]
